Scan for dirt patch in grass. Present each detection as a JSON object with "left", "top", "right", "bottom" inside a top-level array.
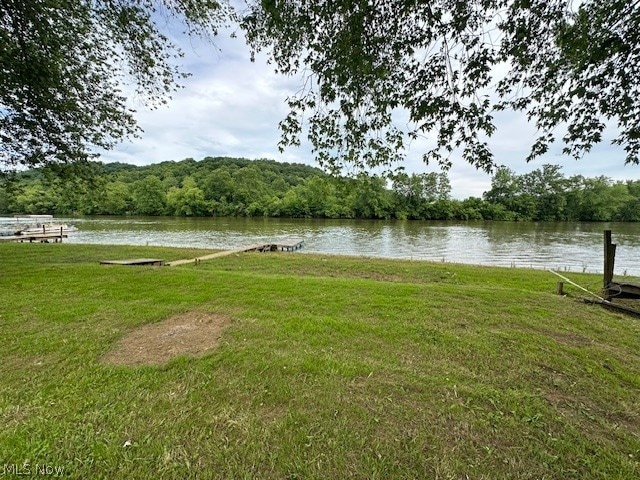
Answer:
[
  {"left": 543, "top": 330, "right": 593, "bottom": 346},
  {"left": 102, "top": 312, "right": 230, "bottom": 366},
  {"left": 527, "top": 327, "right": 593, "bottom": 347}
]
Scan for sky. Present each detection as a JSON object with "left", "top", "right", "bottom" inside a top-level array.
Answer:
[{"left": 99, "top": 25, "right": 639, "bottom": 200}]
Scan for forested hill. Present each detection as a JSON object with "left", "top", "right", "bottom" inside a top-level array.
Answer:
[
  {"left": 1, "top": 157, "right": 639, "bottom": 221},
  {"left": 99, "top": 157, "right": 327, "bottom": 183}
]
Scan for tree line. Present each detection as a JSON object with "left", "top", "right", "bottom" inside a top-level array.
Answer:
[{"left": 0, "top": 158, "right": 638, "bottom": 221}]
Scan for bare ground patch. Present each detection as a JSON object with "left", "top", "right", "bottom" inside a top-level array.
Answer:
[
  {"left": 522, "top": 327, "right": 593, "bottom": 347},
  {"left": 102, "top": 312, "right": 230, "bottom": 366},
  {"left": 542, "top": 329, "right": 593, "bottom": 347}
]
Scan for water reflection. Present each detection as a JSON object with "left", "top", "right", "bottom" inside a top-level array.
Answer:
[{"left": 60, "top": 216, "right": 640, "bottom": 275}]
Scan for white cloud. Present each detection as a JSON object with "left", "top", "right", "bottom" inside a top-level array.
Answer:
[{"left": 99, "top": 27, "right": 638, "bottom": 198}]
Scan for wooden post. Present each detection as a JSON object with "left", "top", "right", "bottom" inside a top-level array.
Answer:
[
  {"left": 603, "top": 230, "right": 616, "bottom": 300},
  {"left": 556, "top": 282, "right": 564, "bottom": 296}
]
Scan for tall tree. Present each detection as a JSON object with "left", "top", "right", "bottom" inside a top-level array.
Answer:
[
  {"left": 166, "top": 176, "right": 211, "bottom": 216},
  {"left": 132, "top": 175, "right": 166, "bottom": 215},
  {"left": 483, "top": 166, "right": 520, "bottom": 208},
  {"left": 578, "top": 176, "right": 631, "bottom": 221},
  {"left": 520, "top": 165, "right": 568, "bottom": 221},
  {"left": 3, "top": 1, "right": 640, "bottom": 175},
  {"left": 0, "top": 0, "right": 231, "bottom": 171},
  {"left": 242, "top": 0, "right": 640, "bottom": 172}
]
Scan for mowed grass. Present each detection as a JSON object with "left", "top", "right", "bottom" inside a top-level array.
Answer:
[{"left": 0, "top": 243, "right": 639, "bottom": 479}]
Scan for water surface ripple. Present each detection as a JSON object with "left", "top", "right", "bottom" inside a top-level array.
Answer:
[{"left": 60, "top": 216, "right": 640, "bottom": 276}]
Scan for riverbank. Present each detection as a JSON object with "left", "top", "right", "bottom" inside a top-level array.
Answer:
[
  {"left": 63, "top": 215, "right": 640, "bottom": 276},
  {"left": 1, "top": 243, "right": 638, "bottom": 478}
]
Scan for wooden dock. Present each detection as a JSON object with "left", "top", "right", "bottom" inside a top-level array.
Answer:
[
  {"left": 100, "top": 258, "right": 166, "bottom": 266},
  {"left": 167, "top": 240, "right": 304, "bottom": 267},
  {"left": 0, "top": 232, "right": 68, "bottom": 243},
  {"left": 99, "top": 240, "right": 305, "bottom": 268},
  {"left": 274, "top": 239, "right": 306, "bottom": 252}
]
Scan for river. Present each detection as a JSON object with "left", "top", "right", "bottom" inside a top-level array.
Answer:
[{"left": 59, "top": 216, "right": 640, "bottom": 276}]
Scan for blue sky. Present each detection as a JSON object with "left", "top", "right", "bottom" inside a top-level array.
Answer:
[{"left": 100, "top": 27, "right": 639, "bottom": 199}]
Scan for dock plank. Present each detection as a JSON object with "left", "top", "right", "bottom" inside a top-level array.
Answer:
[
  {"left": 0, "top": 233, "right": 68, "bottom": 243},
  {"left": 166, "top": 240, "right": 304, "bottom": 267},
  {"left": 274, "top": 239, "right": 305, "bottom": 251},
  {"left": 167, "top": 245, "right": 265, "bottom": 267},
  {"left": 101, "top": 258, "right": 165, "bottom": 266}
]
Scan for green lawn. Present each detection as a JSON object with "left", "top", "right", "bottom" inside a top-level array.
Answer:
[{"left": 0, "top": 243, "right": 638, "bottom": 479}]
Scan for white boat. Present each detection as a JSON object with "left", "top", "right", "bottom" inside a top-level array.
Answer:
[{"left": 0, "top": 215, "right": 75, "bottom": 236}]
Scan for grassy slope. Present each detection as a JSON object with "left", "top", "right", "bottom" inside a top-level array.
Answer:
[{"left": 0, "top": 243, "right": 638, "bottom": 479}]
